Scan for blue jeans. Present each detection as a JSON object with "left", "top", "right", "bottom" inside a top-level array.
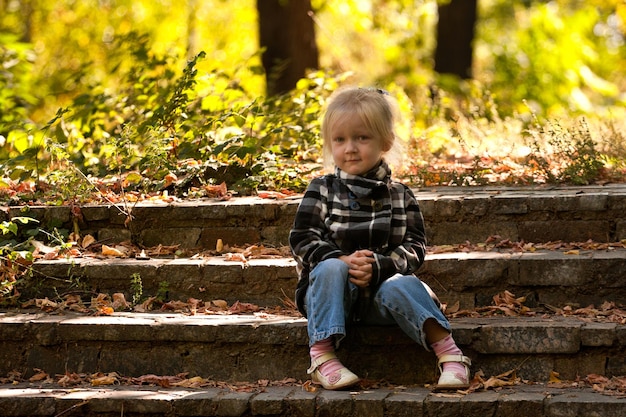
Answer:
[{"left": 304, "top": 258, "right": 450, "bottom": 349}]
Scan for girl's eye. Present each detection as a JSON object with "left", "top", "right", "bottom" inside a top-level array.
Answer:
[
  {"left": 358, "top": 135, "right": 369, "bottom": 141},
  {"left": 333, "top": 137, "right": 344, "bottom": 143}
]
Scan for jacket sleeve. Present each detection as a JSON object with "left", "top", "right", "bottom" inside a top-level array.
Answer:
[
  {"left": 289, "top": 178, "right": 343, "bottom": 272},
  {"left": 370, "top": 186, "right": 427, "bottom": 286}
]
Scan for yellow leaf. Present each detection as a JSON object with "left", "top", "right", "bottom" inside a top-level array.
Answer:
[
  {"left": 549, "top": 371, "right": 561, "bottom": 383},
  {"left": 564, "top": 250, "right": 580, "bottom": 255},
  {"left": 98, "top": 306, "right": 114, "bottom": 315},
  {"left": 102, "top": 244, "right": 125, "bottom": 257},
  {"left": 91, "top": 375, "right": 117, "bottom": 386}
]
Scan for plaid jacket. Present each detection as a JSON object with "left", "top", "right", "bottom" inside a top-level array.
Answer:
[{"left": 289, "top": 162, "right": 427, "bottom": 316}]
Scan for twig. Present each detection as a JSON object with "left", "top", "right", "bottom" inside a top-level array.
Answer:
[{"left": 54, "top": 400, "right": 89, "bottom": 417}]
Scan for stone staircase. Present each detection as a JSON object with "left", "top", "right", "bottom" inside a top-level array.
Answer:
[{"left": 1, "top": 185, "right": 626, "bottom": 416}]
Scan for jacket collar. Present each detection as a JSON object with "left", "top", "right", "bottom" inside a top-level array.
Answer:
[{"left": 335, "top": 161, "right": 391, "bottom": 198}]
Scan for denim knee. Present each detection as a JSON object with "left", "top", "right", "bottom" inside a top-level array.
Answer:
[{"left": 310, "top": 258, "right": 349, "bottom": 285}]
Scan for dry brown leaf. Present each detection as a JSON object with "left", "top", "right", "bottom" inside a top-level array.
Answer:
[
  {"left": 224, "top": 252, "right": 247, "bottom": 265},
  {"left": 112, "top": 293, "right": 130, "bottom": 310},
  {"left": 57, "top": 372, "right": 85, "bottom": 387},
  {"left": 204, "top": 182, "right": 228, "bottom": 198},
  {"left": 444, "top": 300, "right": 461, "bottom": 314},
  {"left": 212, "top": 299, "right": 229, "bottom": 310},
  {"left": 229, "top": 300, "right": 260, "bottom": 313},
  {"left": 29, "top": 369, "right": 49, "bottom": 382},
  {"left": 302, "top": 380, "right": 318, "bottom": 392},
  {"left": 81, "top": 234, "right": 96, "bottom": 248},
  {"left": 134, "top": 296, "right": 157, "bottom": 312},
  {"left": 160, "top": 300, "right": 189, "bottom": 311},
  {"left": 102, "top": 244, "right": 125, "bottom": 257},
  {"left": 172, "top": 376, "right": 206, "bottom": 388},
  {"left": 91, "top": 375, "right": 117, "bottom": 386}
]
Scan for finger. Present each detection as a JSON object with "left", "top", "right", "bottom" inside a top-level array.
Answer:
[
  {"left": 351, "top": 257, "right": 375, "bottom": 267},
  {"left": 349, "top": 277, "right": 370, "bottom": 288}
]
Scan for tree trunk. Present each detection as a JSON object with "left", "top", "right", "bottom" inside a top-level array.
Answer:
[
  {"left": 257, "top": 0, "right": 319, "bottom": 96},
  {"left": 434, "top": 0, "right": 477, "bottom": 79}
]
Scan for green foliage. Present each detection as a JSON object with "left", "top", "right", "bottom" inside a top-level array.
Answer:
[
  {"left": 0, "top": 0, "right": 625, "bottom": 202},
  {"left": 478, "top": 1, "right": 624, "bottom": 115},
  {"left": 526, "top": 118, "right": 605, "bottom": 185},
  {"left": 130, "top": 273, "right": 143, "bottom": 305},
  {"left": 2, "top": 38, "right": 345, "bottom": 200}
]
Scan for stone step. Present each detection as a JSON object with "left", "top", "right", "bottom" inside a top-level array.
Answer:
[
  {"left": 4, "top": 185, "right": 626, "bottom": 248},
  {"left": 1, "top": 384, "right": 626, "bottom": 417},
  {"left": 1, "top": 312, "right": 624, "bottom": 386},
  {"left": 26, "top": 248, "right": 626, "bottom": 310}
]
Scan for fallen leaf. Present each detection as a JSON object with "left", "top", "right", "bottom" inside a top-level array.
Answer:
[
  {"left": 549, "top": 371, "right": 562, "bottom": 383},
  {"left": 29, "top": 369, "right": 49, "bottom": 382},
  {"left": 212, "top": 299, "right": 229, "bottom": 310},
  {"left": 102, "top": 244, "right": 125, "bottom": 257},
  {"left": 302, "top": 380, "right": 318, "bottom": 392},
  {"left": 112, "top": 293, "right": 130, "bottom": 310},
  {"left": 91, "top": 375, "right": 117, "bottom": 386}
]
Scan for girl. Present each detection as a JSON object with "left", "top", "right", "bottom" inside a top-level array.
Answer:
[{"left": 289, "top": 87, "right": 471, "bottom": 390}]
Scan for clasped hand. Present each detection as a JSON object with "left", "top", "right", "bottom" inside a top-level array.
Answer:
[{"left": 339, "top": 249, "right": 375, "bottom": 288}]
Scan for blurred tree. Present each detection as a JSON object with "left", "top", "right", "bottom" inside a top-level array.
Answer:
[
  {"left": 434, "top": 0, "right": 478, "bottom": 79},
  {"left": 257, "top": 0, "right": 319, "bottom": 95}
]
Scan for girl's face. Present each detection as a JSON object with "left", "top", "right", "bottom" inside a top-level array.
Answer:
[{"left": 329, "top": 113, "right": 389, "bottom": 176}]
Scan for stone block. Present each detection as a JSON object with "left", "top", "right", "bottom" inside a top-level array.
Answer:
[
  {"left": 425, "top": 393, "right": 463, "bottom": 416},
  {"left": 475, "top": 320, "right": 581, "bottom": 354},
  {"left": 316, "top": 390, "right": 354, "bottom": 417},
  {"left": 249, "top": 387, "right": 293, "bottom": 415},
  {"left": 428, "top": 221, "right": 518, "bottom": 245},
  {"left": 422, "top": 254, "right": 511, "bottom": 288},
  {"left": 616, "top": 219, "right": 626, "bottom": 241},
  {"left": 97, "top": 227, "right": 132, "bottom": 244},
  {"left": 174, "top": 389, "right": 221, "bottom": 416},
  {"left": 495, "top": 390, "right": 545, "bottom": 417},
  {"left": 214, "top": 390, "right": 254, "bottom": 416},
  {"left": 432, "top": 198, "right": 461, "bottom": 218},
  {"left": 460, "top": 390, "right": 499, "bottom": 416},
  {"left": 199, "top": 227, "right": 261, "bottom": 248},
  {"left": 554, "top": 353, "right": 608, "bottom": 380},
  {"left": 353, "top": 389, "right": 389, "bottom": 417},
  {"left": 515, "top": 252, "right": 592, "bottom": 287},
  {"left": 284, "top": 388, "right": 317, "bottom": 417},
  {"left": 581, "top": 322, "right": 617, "bottom": 346},
  {"left": 491, "top": 196, "right": 529, "bottom": 214},
  {"left": 545, "top": 390, "right": 626, "bottom": 417},
  {"left": 578, "top": 193, "right": 609, "bottom": 211},
  {"left": 140, "top": 227, "right": 201, "bottom": 248},
  {"left": 518, "top": 220, "right": 609, "bottom": 242},
  {"left": 460, "top": 196, "right": 490, "bottom": 216},
  {"left": 0, "top": 396, "right": 57, "bottom": 417},
  {"left": 385, "top": 388, "right": 428, "bottom": 417}
]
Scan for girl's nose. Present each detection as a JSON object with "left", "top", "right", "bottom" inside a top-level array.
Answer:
[{"left": 345, "top": 138, "right": 357, "bottom": 152}]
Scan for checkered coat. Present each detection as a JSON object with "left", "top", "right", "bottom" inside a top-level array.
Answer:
[{"left": 289, "top": 162, "right": 427, "bottom": 316}]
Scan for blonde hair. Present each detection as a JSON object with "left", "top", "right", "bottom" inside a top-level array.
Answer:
[{"left": 321, "top": 86, "right": 404, "bottom": 171}]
